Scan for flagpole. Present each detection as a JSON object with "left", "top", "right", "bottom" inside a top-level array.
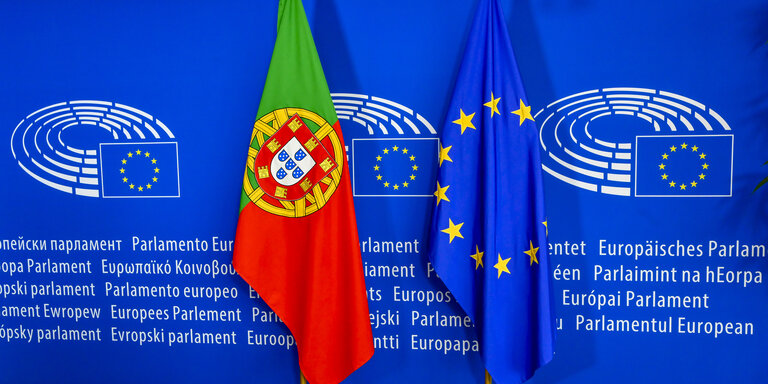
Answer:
[
  {"left": 300, "top": 371, "right": 308, "bottom": 384},
  {"left": 485, "top": 370, "right": 492, "bottom": 384}
]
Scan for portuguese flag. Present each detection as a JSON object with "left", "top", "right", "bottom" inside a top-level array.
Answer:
[{"left": 233, "top": 1, "right": 374, "bottom": 383}]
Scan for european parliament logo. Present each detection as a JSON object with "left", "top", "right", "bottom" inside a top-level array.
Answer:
[
  {"left": 536, "top": 88, "right": 733, "bottom": 197},
  {"left": 10, "top": 100, "right": 180, "bottom": 198},
  {"left": 331, "top": 93, "right": 439, "bottom": 198}
]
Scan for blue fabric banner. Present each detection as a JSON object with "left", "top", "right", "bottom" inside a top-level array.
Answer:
[{"left": 0, "top": 0, "right": 766, "bottom": 383}]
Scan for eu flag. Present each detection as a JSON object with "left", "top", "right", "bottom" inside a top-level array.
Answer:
[
  {"left": 427, "top": 0, "right": 555, "bottom": 382},
  {"left": 634, "top": 134, "right": 733, "bottom": 197},
  {"left": 100, "top": 142, "right": 180, "bottom": 198},
  {"left": 352, "top": 138, "right": 438, "bottom": 197}
]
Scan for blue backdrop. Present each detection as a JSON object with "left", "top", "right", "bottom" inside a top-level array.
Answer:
[{"left": 0, "top": 0, "right": 767, "bottom": 383}]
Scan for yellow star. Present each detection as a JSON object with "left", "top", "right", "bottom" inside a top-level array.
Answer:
[
  {"left": 129, "top": 183, "right": 135, "bottom": 189},
  {"left": 524, "top": 241, "right": 539, "bottom": 265},
  {"left": 374, "top": 165, "right": 380, "bottom": 171},
  {"left": 470, "top": 245, "right": 484, "bottom": 269},
  {"left": 392, "top": 146, "right": 399, "bottom": 152},
  {"left": 145, "top": 152, "right": 150, "bottom": 157},
  {"left": 438, "top": 143, "right": 453, "bottom": 167},
  {"left": 681, "top": 143, "right": 688, "bottom": 149},
  {"left": 402, "top": 148, "right": 409, "bottom": 154},
  {"left": 662, "top": 153, "right": 668, "bottom": 160},
  {"left": 434, "top": 181, "right": 450, "bottom": 206},
  {"left": 121, "top": 159, "right": 127, "bottom": 164},
  {"left": 138, "top": 186, "right": 143, "bottom": 192},
  {"left": 146, "top": 184, "right": 152, "bottom": 189},
  {"left": 402, "top": 181, "right": 409, "bottom": 188},
  {"left": 511, "top": 99, "right": 534, "bottom": 125},
  {"left": 669, "top": 181, "right": 676, "bottom": 187},
  {"left": 122, "top": 177, "right": 128, "bottom": 183},
  {"left": 661, "top": 173, "right": 668, "bottom": 180},
  {"left": 670, "top": 146, "right": 677, "bottom": 152},
  {"left": 452, "top": 109, "right": 476, "bottom": 134},
  {"left": 659, "top": 163, "right": 666, "bottom": 170},
  {"left": 383, "top": 148, "right": 389, "bottom": 154},
  {"left": 699, "top": 173, "right": 706, "bottom": 180},
  {"left": 441, "top": 218, "right": 464, "bottom": 243},
  {"left": 376, "top": 175, "right": 382, "bottom": 180},
  {"left": 383, "top": 181, "right": 390, "bottom": 187},
  {"left": 151, "top": 158, "right": 157, "bottom": 164},
  {"left": 127, "top": 153, "right": 133, "bottom": 158},
  {"left": 152, "top": 177, "right": 158, "bottom": 182},
  {"left": 393, "top": 184, "right": 400, "bottom": 190},
  {"left": 410, "top": 174, "right": 416, "bottom": 180},
  {"left": 412, "top": 165, "right": 419, "bottom": 171},
  {"left": 483, "top": 92, "right": 501, "bottom": 117},
  {"left": 494, "top": 254, "right": 511, "bottom": 278},
  {"left": 702, "top": 163, "right": 709, "bottom": 170},
  {"left": 136, "top": 150, "right": 141, "bottom": 155},
  {"left": 409, "top": 155, "right": 415, "bottom": 161},
  {"left": 120, "top": 168, "right": 125, "bottom": 174},
  {"left": 154, "top": 167, "right": 160, "bottom": 173},
  {"left": 542, "top": 220, "right": 548, "bottom": 236},
  {"left": 680, "top": 184, "right": 687, "bottom": 190},
  {"left": 699, "top": 153, "right": 706, "bottom": 159},
  {"left": 691, "top": 181, "right": 698, "bottom": 187},
  {"left": 691, "top": 145, "right": 698, "bottom": 152},
  {"left": 376, "top": 155, "right": 382, "bottom": 161}
]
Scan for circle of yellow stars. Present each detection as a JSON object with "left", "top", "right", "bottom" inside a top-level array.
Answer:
[
  {"left": 374, "top": 145, "right": 416, "bottom": 191},
  {"left": 121, "top": 149, "right": 160, "bottom": 192},
  {"left": 658, "top": 142, "right": 708, "bottom": 191},
  {"left": 437, "top": 94, "right": 544, "bottom": 278}
]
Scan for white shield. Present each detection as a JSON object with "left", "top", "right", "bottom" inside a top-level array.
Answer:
[{"left": 270, "top": 137, "right": 316, "bottom": 186}]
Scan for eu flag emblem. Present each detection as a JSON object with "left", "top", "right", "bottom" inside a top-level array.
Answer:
[
  {"left": 352, "top": 138, "right": 437, "bottom": 197},
  {"left": 427, "top": 0, "right": 555, "bottom": 383},
  {"left": 634, "top": 135, "right": 733, "bottom": 197},
  {"left": 99, "top": 142, "right": 180, "bottom": 198}
]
